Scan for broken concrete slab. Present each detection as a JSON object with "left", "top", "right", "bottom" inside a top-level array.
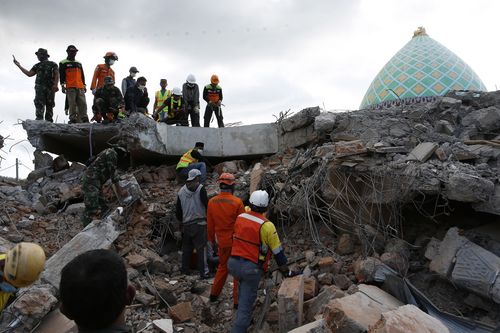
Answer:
[
  {"left": 9, "top": 284, "right": 58, "bottom": 331},
  {"left": 430, "top": 227, "right": 500, "bottom": 304},
  {"left": 314, "top": 112, "right": 337, "bottom": 134},
  {"left": 408, "top": 142, "right": 438, "bottom": 162},
  {"left": 304, "top": 285, "right": 345, "bottom": 322},
  {"left": 288, "top": 319, "right": 326, "bottom": 333},
  {"left": 368, "top": 304, "right": 449, "bottom": 333},
  {"left": 278, "top": 275, "right": 304, "bottom": 332},
  {"left": 323, "top": 284, "right": 402, "bottom": 333},
  {"left": 40, "top": 208, "right": 123, "bottom": 289},
  {"left": 473, "top": 184, "right": 500, "bottom": 215},
  {"left": 280, "top": 107, "right": 321, "bottom": 133},
  {"left": 444, "top": 172, "right": 494, "bottom": 202}
]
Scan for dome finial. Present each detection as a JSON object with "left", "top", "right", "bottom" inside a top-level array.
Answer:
[{"left": 413, "top": 26, "right": 427, "bottom": 38}]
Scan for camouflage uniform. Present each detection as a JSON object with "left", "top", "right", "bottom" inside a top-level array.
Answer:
[
  {"left": 31, "top": 60, "right": 58, "bottom": 122},
  {"left": 81, "top": 148, "right": 118, "bottom": 226},
  {"left": 92, "top": 86, "right": 125, "bottom": 123}
]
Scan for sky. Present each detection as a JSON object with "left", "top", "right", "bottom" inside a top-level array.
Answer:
[{"left": 1, "top": 0, "right": 499, "bottom": 179}]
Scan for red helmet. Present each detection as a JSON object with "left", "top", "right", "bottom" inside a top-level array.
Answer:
[
  {"left": 218, "top": 173, "right": 235, "bottom": 185},
  {"left": 103, "top": 52, "right": 118, "bottom": 60}
]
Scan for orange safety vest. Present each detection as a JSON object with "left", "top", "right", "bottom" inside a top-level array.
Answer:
[
  {"left": 91, "top": 64, "right": 115, "bottom": 90},
  {"left": 176, "top": 149, "right": 198, "bottom": 170},
  {"left": 231, "top": 212, "right": 270, "bottom": 267},
  {"left": 155, "top": 89, "right": 171, "bottom": 110}
]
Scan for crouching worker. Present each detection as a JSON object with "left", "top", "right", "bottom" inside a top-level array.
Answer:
[
  {"left": 176, "top": 142, "right": 208, "bottom": 183},
  {"left": 60, "top": 249, "right": 135, "bottom": 333},
  {"left": 0, "top": 243, "right": 46, "bottom": 312},
  {"left": 229, "top": 190, "right": 288, "bottom": 333},
  {"left": 92, "top": 76, "right": 125, "bottom": 123},
  {"left": 81, "top": 147, "right": 129, "bottom": 226},
  {"left": 157, "top": 87, "right": 188, "bottom": 126}
]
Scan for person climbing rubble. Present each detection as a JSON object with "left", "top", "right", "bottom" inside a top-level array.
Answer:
[
  {"left": 157, "top": 87, "right": 188, "bottom": 125},
  {"left": 0, "top": 243, "right": 46, "bottom": 312},
  {"left": 176, "top": 169, "right": 210, "bottom": 279},
  {"left": 60, "top": 249, "right": 135, "bottom": 332},
  {"left": 176, "top": 142, "right": 208, "bottom": 182},
  {"left": 229, "top": 190, "right": 288, "bottom": 333},
  {"left": 203, "top": 74, "right": 224, "bottom": 128},
  {"left": 13, "top": 48, "right": 59, "bottom": 122},
  {"left": 90, "top": 51, "right": 118, "bottom": 94},
  {"left": 92, "top": 76, "right": 125, "bottom": 123},
  {"left": 207, "top": 173, "right": 245, "bottom": 308},
  {"left": 80, "top": 147, "right": 129, "bottom": 226}
]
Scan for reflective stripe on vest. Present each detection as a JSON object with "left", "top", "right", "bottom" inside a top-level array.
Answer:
[
  {"left": 231, "top": 213, "right": 266, "bottom": 264},
  {"left": 155, "top": 90, "right": 171, "bottom": 109},
  {"left": 176, "top": 149, "right": 198, "bottom": 169}
]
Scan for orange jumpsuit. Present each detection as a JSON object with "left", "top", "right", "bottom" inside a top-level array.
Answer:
[
  {"left": 90, "top": 64, "right": 115, "bottom": 90},
  {"left": 207, "top": 191, "right": 245, "bottom": 304}
]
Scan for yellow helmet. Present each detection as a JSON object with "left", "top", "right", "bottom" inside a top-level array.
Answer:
[{"left": 4, "top": 243, "right": 46, "bottom": 288}]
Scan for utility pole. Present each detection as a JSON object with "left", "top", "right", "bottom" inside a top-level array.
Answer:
[{"left": 15, "top": 158, "right": 18, "bottom": 181}]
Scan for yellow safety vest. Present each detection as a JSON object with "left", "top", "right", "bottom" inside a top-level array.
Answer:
[
  {"left": 176, "top": 149, "right": 198, "bottom": 169},
  {"left": 155, "top": 89, "right": 171, "bottom": 110}
]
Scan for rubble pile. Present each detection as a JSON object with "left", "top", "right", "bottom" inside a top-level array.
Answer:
[{"left": 0, "top": 91, "right": 500, "bottom": 332}]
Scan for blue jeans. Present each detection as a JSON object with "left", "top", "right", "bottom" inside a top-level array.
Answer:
[
  {"left": 178, "top": 162, "right": 207, "bottom": 182},
  {"left": 228, "top": 257, "right": 263, "bottom": 333}
]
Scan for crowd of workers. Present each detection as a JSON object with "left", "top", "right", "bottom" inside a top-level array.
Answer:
[
  {"left": 75, "top": 142, "right": 289, "bottom": 332},
  {"left": 9, "top": 45, "right": 286, "bottom": 333},
  {"left": 13, "top": 46, "right": 225, "bottom": 127}
]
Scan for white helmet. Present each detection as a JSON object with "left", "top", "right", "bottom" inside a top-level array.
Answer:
[
  {"left": 186, "top": 74, "right": 196, "bottom": 84},
  {"left": 172, "top": 87, "right": 182, "bottom": 96},
  {"left": 249, "top": 190, "right": 269, "bottom": 208}
]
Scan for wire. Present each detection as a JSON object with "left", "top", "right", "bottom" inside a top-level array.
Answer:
[{"left": 0, "top": 164, "right": 17, "bottom": 173}]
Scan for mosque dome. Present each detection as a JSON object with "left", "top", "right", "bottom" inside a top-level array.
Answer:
[{"left": 359, "top": 27, "right": 487, "bottom": 109}]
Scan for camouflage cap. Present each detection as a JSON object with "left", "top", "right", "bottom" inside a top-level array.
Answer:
[
  {"left": 35, "top": 48, "right": 49, "bottom": 57},
  {"left": 104, "top": 76, "right": 114, "bottom": 85}
]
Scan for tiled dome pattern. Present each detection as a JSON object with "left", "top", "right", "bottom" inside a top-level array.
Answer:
[{"left": 360, "top": 28, "right": 487, "bottom": 109}]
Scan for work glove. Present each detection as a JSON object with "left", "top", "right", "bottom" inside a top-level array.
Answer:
[{"left": 92, "top": 89, "right": 96, "bottom": 95}]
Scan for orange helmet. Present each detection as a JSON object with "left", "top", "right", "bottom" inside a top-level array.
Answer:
[
  {"left": 218, "top": 173, "right": 235, "bottom": 185},
  {"left": 210, "top": 74, "right": 219, "bottom": 85},
  {"left": 103, "top": 52, "right": 118, "bottom": 60}
]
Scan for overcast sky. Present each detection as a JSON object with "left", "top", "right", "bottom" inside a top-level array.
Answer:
[{"left": 1, "top": 0, "right": 499, "bottom": 178}]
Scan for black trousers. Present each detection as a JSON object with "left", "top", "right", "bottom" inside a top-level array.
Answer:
[
  {"left": 203, "top": 103, "right": 224, "bottom": 128},
  {"left": 181, "top": 223, "right": 207, "bottom": 277}
]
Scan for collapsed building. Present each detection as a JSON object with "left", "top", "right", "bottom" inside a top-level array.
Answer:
[{"left": 0, "top": 27, "right": 499, "bottom": 332}]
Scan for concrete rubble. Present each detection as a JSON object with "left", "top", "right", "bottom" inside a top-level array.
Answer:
[{"left": 0, "top": 91, "right": 499, "bottom": 331}]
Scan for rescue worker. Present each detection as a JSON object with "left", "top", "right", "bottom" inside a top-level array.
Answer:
[
  {"left": 60, "top": 249, "right": 135, "bottom": 333},
  {"left": 125, "top": 76, "right": 149, "bottom": 114},
  {"left": 229, "top": 190, "right": 288, "bottom": 333},
  {"left": 176, "top": 142, "right": 208, "bottom": 182},
  {"left": 207, "top": 173, "right": 245, "bottom": 308},
  {"left": 92, "top": 76, "right": 125, "bottom": 124},
  {"left": 0, "top": 242, "right": 46, "bottom": 312},
  {"left": 81, "top": 147, "right": 128, "bottom": 226},
  {"left": 90, "top": 52, "right": 118, "bottom": 94},
  {"left": 158, "top": 87, "right": 187, "bottom": 126},
  {"left": 183, "top": 74, "right": 200, "bottom": 127},
  {"left": 176, "top": 169, "right": 210, "bottom": 279},
  {"left": 59, "top": 45, "right": 88, "bottom": 124},
  {"left": 153, "top": 79, "right": 171, "bottom": 121},
  {"left": 13, "top": 48, "right": 59, "bottom": 122},
  {"left": 203, "top": 74, "right": 223, "bottom": 128},
  {"left": 121, "top": 66, "right": 139, "bottom": 95}
]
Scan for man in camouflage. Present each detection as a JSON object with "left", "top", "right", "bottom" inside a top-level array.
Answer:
[
  {"left": 81, "top": 147, "right": 126, "bottom": 226},
  {"left": 13, "top": 48, "right": 59, "bottom": 122},
  {"left": 92, "top": 76, "right": 125, "bottom": 123}
]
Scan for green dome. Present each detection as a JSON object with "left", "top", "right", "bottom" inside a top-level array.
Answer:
[{"left": 360, "top": 28, "right": 487, "bottom": 109}]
